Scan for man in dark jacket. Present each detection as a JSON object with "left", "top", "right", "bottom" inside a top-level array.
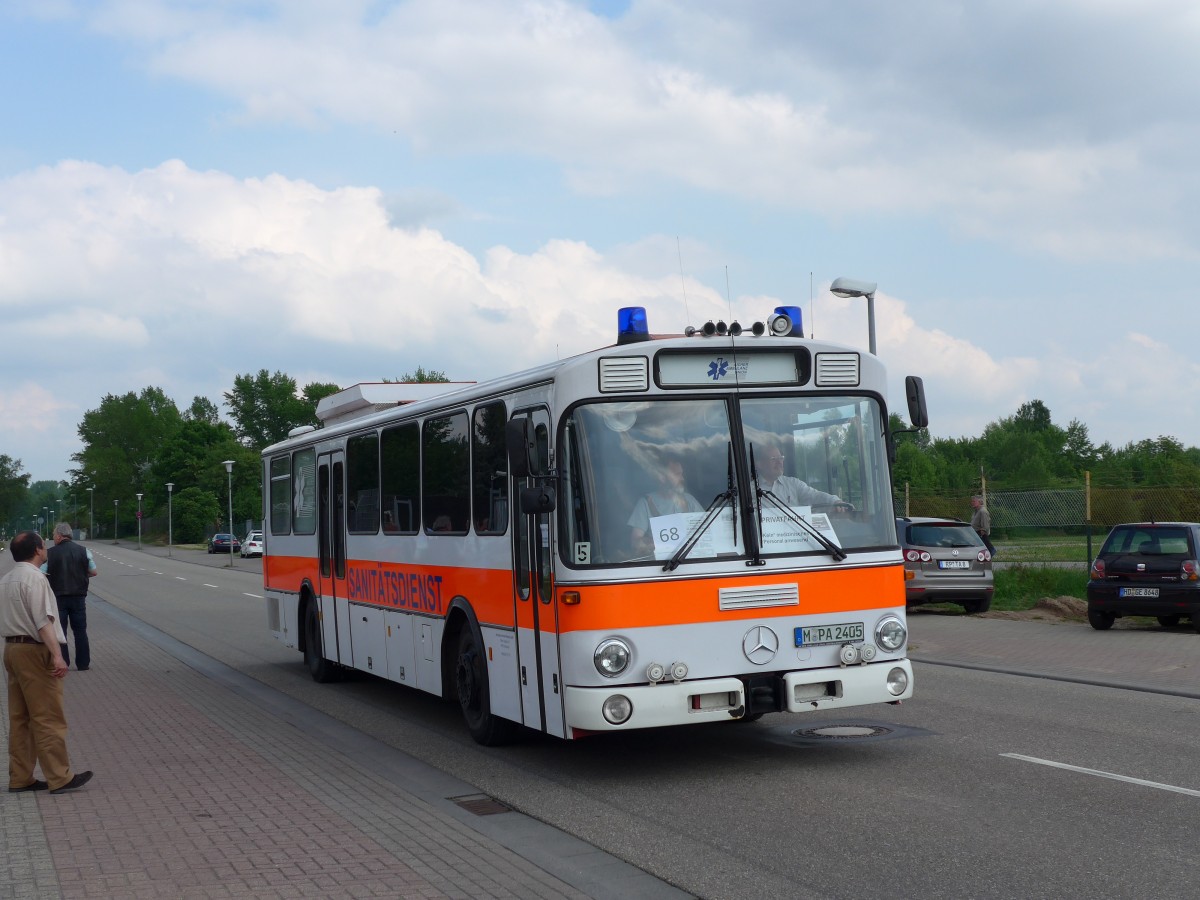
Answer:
[{"left": 44, "top": 523, "right": 98, "bottom": 671}]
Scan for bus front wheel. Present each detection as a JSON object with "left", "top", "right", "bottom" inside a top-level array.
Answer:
[
  {"left": 303, "top": 600, "right": 340, "bottom": 683},
  {"left": 454, "top": 627, "right": 517, "bottom": 746}
]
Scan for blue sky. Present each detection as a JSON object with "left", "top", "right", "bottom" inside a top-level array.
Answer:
[{"left": 2, "top": 0, "right": 1199, "bottom": 484}]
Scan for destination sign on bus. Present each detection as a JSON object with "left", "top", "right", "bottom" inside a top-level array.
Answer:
[{"left": 657, "top": 351, "right": 802, "bottom": 387}]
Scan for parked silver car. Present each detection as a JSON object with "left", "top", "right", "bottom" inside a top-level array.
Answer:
[{"left": 897, "top": 517, "right": 994, "bottom": 613}]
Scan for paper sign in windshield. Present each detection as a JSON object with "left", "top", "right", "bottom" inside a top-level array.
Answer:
[{"left": 649, "top": 508, "right": 744, "bottom": 559}]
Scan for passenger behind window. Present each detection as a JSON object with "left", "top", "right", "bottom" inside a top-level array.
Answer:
[{"left": 627, "top": 454, "right": 703, "bottom": 556}]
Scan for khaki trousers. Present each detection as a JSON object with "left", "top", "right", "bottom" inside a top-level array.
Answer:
[{"left": 5, "top": 643, "right": 73, "bottom": 790}]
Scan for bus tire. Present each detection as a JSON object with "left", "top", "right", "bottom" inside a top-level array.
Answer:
[
  {"left": 303, "top": 599, "right": 340, "bottom": 684},
  {"left": 454, "top": 627, "right": 517, "bottom": 746}
]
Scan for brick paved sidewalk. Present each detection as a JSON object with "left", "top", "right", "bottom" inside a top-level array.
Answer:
[{"left": 2, "top": 606, "right": 676, "bottom": 900}]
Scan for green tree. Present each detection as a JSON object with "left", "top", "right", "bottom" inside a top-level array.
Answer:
[
  {"left": 225, "top": 371, "right": 338, "bottom": 450},
  {"left": 186, "top": 396, "right": 221, "bottom": 424},
  {"left": 0, "top": 454, "right": 30, "bottom": 534},
  {"left": 71, "top": 388, "right": 183, "bottom": 532},
  {"left": 385, "top": 366, "right": 450, "bottom": 383},
  {"left": 171, "top": 486, "right": 222, "bottom": 544}
]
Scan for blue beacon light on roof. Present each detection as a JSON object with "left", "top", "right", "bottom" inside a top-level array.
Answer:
[{"left": 617, "top": 307, "right": 650, "bottom": 344}]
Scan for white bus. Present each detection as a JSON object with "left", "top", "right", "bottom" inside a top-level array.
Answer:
[{"left": 263, "top": 306, "right": 928, "bottom": 743}]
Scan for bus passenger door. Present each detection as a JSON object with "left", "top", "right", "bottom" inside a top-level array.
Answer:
[
  {"left": 317, "top": 451, "right": 349, "bottom": 667},
  {"left": 511, "top": 408, "right": 565, "bottom": 738}
]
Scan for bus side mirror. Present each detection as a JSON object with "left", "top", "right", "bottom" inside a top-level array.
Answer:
[
  {"left": 506, "top": 418, "right": 536, "bottom": 478},
  {"left": 905, "top": 376, "right": 929, "bottom": 429},
  {"left": 520, "top": 485, "right": 557, "bottom": 515}
]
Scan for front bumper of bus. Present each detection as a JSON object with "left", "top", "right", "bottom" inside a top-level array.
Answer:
[{"left": 564, "top": 660, "right": 913, "bottom": 733}]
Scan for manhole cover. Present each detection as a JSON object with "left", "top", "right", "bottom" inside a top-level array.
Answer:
[
  {"left": 792, "top": 724, "right": 894, "bottom": 740},
  {"left": 450, "top": 794, "right": 511, "bottom": 816}
]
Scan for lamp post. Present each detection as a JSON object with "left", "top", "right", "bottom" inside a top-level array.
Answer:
[
  {"left": 87, "top": 487, "right": 94, "bottom": 540},
  {"left": 136, "top": 492, "right": 143, "bottom": 551},
  {"left": 830, "top": 276, "right": 878, "bottom": 356},
  {"left": 166, "top": 483, "right": 174, "bottom": 558},
  {"left": 71, "top": 494, "right": 77, "bottom": 532},
  {"left": 113, "top": 499, "right": 119, "bottom": 544},
  {"left": 42, "top": 507, "right": 49, "bottom": 538},
  {"left": 223, "top": 460, "right": 235, "bottom": 567}
]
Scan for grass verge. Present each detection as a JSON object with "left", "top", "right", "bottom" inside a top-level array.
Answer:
[{"left": 992, "top": 564, "right": 1087, "bottom": 611}]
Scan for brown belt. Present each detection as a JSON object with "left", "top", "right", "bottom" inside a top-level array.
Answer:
[{"left": 5, "top": 636, "right": 42, "bottom": 645}]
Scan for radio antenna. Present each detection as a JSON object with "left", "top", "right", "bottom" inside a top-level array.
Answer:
[
  {"left": 725, "top": 266, "right": 734, "bottom": 321},
  {"left": 676, "top": 237, "right": 692, "bottom": 324},
  {"left": 809, "top": 270, "right": 814, "bottom": 338}
]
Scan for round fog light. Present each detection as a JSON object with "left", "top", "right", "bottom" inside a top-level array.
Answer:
[
  {"left": 602, "top": 695, "right": 633, "bottom": 725},
  {"left": 886, "top": 667, "right": 909, "bottom": 696}
]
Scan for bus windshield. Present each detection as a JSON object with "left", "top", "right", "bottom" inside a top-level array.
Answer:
[{"left": 561, "top": 394, "right": 895, "bottom": 567}]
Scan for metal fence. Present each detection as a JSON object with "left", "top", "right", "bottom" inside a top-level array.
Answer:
[{"left": 896, "top": 483, "right": 1200, "bottom": 536}]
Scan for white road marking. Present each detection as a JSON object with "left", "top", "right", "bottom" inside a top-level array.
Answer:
[
  {"left": 175, "top": 577, "right": 187, "bottom": 581},
  {"left": 203, "top": 583, "right": 218, "bottom": 588},
  {"left": 243, "top": 593, "right": 263, "bottom": 599},
  {"left": 1002, "top": 753, "right": 1200, "bottom": 797}
]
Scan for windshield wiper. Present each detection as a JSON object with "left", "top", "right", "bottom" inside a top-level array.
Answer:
[
  {"left": 663, "top": 444, "right": 737, "bottom": 572},
  {"left": 747, "top": 442, "right": 846, "bottom": 562},
  {"left": 757, "top": 488, "right": 847, "bottom": 561}
]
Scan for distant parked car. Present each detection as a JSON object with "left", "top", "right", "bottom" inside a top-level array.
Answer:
[
  {"left": 208, "top": 533, "right": 241, "bottom": 554},
  {"left": 1086, "top": 522, "right": 1200, "bottom": 630},
  {"left": 897, "top": 517, "right": 994, "bottom": 613},
  {"left": 241, "top": 531, "right": 264, "bottom": 558}
]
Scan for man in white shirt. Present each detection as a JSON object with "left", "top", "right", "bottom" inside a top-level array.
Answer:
[
  {"left": 2, "top": 531, "right": 93, "bottom": 794},
  {"left": 758, "top": 449, "right": 849, "bottom": 509}
]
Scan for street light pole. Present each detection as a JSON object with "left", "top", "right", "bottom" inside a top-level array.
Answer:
[
  {"left": 830, "top": 276, "right": 878, "bottom": 356},
  {"left": 166, "top": 482, "right": 174, "bottom": 557},
  {"left": 87, "top": 487, "right": 94, "bottom": 540},
  {"left": 136, "top": 492, "right": 143, "bottom": 551},
  {"left": 113, "top": 499, "right": 119, "bottom": 544},
  {"left": 42, "top": 507, "right": 49, "bottom": 538},
  {"left": 223, "top": 460, "right": 235, "bottom": 568}
]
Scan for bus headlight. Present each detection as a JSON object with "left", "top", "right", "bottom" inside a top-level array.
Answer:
[
  {"left": 887, "top": 667, "right": 909, "bottom": 696},
  {"left": 602, "top": 695, "right": 633, "bottom": 724},
  {"left": 594, "top": 639, "right": 631, "bottom": 677},
  {"left": 875, "top": 616, "right": 907, "bottom": 652}
]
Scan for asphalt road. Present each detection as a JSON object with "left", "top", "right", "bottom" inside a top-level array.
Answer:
[{"left": 74, "top": 542, "right": 1200, "bottom": 899}]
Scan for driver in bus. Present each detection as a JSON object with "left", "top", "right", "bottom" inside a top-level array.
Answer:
[
  {"left": 758, "top": 447, "right": 851, "bottom": 511},
  {"left": 627, "top": 454, "right": 704, "bottom": 555}
]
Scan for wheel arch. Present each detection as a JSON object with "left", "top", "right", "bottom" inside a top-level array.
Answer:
[
  {"left": 441, "top": 595, "right": 480, "bottom": 702},
  {"left": 297, "top": 580, "right": 319, "bottom": 656}
]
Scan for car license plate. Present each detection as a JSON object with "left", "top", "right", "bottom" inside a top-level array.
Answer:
[
  {"left": 1119, "top": 587, "right": 1160, "bottom": 598},
  {"left": 795, "top": 622, "right": 864, "bottom": 646},
  {"left": 939, "top": 560, "right": 971, "bottom": 569}
]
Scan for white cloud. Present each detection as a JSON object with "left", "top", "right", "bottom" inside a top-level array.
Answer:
[{"left": 46, "top": 0, "right": 1200, "bottom": 262}]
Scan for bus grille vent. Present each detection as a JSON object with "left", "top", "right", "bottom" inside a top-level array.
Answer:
[
  {"left": 814, "top": 353, "right": 860, "bottom": 387},
  {"left": 599, "top": 357, "right": 649, "bottom": 393},
  {"left": 719, "top": 583, "right": 800, "bottom": 610}
]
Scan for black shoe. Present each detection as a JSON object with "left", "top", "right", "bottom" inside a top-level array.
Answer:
[
  {"left": 8, "top": 780, "right": 48, "bottom": 793},
  {"left": 50, "top": 771, "right": 93, "bottom": 794},
  {"left": 77, "top": 666, "right": 89, "bottom": 671}
]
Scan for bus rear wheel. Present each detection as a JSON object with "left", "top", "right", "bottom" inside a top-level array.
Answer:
[
  {"left": 455, "top": 627, "right": 517, "bottom": 746},
  {"left": 304, "top": 600, "right": 340, "bottom": 683}
]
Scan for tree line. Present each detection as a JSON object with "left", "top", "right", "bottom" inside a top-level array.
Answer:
[{"left": 3, "top": 387, "right": 1198, "bottom": 542}]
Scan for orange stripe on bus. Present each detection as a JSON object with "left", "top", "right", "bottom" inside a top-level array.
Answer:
[
  {"left": 555, "top": 566, "right": 904, "bottom": 632},
  {"left": 267, "top": 555, "right": 902, "bottom": 634}
]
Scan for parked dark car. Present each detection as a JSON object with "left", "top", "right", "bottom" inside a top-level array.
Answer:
[
  {"left": 208, "top": 533, "right": 241, "bottom": 554},
  {"left": 1086, "top": 522, "right": 1200, "bottom": 630},
  {"left": 897, "top": 517, "right": 993, "bottom": 613}
]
